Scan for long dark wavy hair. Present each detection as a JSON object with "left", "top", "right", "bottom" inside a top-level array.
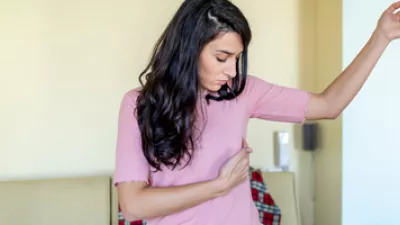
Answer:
[{"left": 136, "top": 0, "right": 252, "bottom": 171}]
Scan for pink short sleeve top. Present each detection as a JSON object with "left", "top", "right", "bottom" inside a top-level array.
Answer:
[{"left": 113, "top": 75, "right": 310, "bottom": 225}]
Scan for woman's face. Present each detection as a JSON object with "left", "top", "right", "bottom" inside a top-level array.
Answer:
[{"left": 198, "top": 32, "right": 243, "bottom": 93}]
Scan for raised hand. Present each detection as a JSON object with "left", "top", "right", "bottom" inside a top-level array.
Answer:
[{"left": 376, "top": 1, "right": 400, "bottom": 42}]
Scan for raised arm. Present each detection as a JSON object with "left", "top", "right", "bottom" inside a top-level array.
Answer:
[
  {"left": 305, "top": 2, "right": 400, "bottom": 120},
  {"left": 114, "top": 92, "right": 251, "bottom": 221}
]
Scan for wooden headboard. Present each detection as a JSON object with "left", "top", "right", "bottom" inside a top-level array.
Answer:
[{"left": 0, "top": 172, "right": 300, "bottom": 225}]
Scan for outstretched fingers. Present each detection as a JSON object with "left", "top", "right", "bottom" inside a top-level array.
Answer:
[{"left": 387, "top": 1, "right": 400, "bottom": 14}]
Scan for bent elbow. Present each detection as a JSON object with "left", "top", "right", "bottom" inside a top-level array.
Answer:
[
  {"left": 120, "top": 202, "right": 145, "bottom": 222},
  {"left": 117, "top": 181, "right": 150, "bottom": 221},
  {"left": 326, "top": 110, "right": 341, "bottom": 120}
]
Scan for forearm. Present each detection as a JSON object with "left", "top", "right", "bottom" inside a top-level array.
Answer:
[
  {"left": 321, "top": 29, "right": 390, "bottom": 116},
  {"left": 118, "top": 179, "right": 224, "bottom": 221}
]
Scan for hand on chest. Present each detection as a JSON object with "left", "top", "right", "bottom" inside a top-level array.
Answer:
[{"left": 191, "top": 102, "right": 249, "bottom": 178}]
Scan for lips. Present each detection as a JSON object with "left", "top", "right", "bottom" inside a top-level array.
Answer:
[{"left": 217, "top": 80, "right": 228, "bottom": 85}]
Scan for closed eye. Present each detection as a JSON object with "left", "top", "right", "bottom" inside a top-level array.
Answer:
[{"left": 216, "top": 57, "right": 227, "bottom": 62}]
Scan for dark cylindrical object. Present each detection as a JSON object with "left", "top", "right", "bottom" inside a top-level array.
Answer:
[{"left": 302, "top": 122, "right": 318, "bottom": 151}]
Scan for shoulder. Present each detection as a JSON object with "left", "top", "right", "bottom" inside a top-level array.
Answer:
[
  {"left": 240, "top": 74, "right": 274, "bottom": 97},
  {"left": 239, "top": 74, "right": 310, "bottom": 107},
  {"left": 242, "top": 74, "right": 306, "bottom": 96},
  {"left": 123, "top": 87, "right": 142, "bottom": 100},
  {"left": 245, "top": 74, "right": 266, "bottom": 83},
  {"left": 120, "top": 87, "right": 142, "bottom": 107},
  {"left": 244, "top": 74, "right": 272, "bottom": 87}
]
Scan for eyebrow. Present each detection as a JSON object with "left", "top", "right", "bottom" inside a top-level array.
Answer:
[
  {"left": 216, "top": 50, "right": 234, "bottom": 55},
  {"left": 216, "top": 50, "right": 242, "bottom": 56}
]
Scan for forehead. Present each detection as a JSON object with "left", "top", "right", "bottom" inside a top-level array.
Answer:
[{"left": 207, "top": 32, "right": 243, "bottom": 54}]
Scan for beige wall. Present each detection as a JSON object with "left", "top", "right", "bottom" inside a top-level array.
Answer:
[
  {"left": 0, "top": 1, "right": 330, "bottom": 225},
  {"left": 0, "top": 0, "right": 186, "bottom": 180},
  {"left": 314, "top": 0, "right": 343, "bottom": 225}
]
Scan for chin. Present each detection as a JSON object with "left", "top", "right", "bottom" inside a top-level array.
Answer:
[{"left": 207, "top": 85, "right": 222, "bottom": 92}]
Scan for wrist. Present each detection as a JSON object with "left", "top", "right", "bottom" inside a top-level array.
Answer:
[
  {"left": 372, "top": 28, "right": 391, "bottom": 47},
  {"left": 209, "top": 177, "right": 228, "bottom": 198}
]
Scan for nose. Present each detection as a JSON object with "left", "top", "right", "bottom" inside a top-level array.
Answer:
[{"left": 224, "top": 61, "right": 236, "bottom": 78}]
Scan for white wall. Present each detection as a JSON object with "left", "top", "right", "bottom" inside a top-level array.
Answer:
[{"left": 342, "top": 0, "right": 400, "bottom": 224}]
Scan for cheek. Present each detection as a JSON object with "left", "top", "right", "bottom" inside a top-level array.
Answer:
[{"left": 200, "top": 58, "right": 221, "bottom": 80}]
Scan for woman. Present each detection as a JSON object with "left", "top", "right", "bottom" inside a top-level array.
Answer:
[{"left": 114, "top": 0, "right": 400, "bottom": 224}]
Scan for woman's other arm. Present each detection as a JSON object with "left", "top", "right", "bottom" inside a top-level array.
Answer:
[
  {"left": 306, "top": 2, "right": 400, "bottom": 120},
  {"left": 117, "top": 144, "right": 251, "bottom": 221}
]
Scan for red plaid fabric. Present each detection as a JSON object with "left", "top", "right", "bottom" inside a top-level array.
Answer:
[
  {"left": 118, "top": 205, "right": 146, "bottom": 225},
  {"left": 118, "top": 169, "right": 281, "bottom": 225},
  {"left": 119, "top": 221, "right": 143, "bottom": 225},
  {"left": 120, "top": 221, "right": 143, "bottom": 225},
  {"left": 249, "top": 167, "right": 281, "bottom": 225}
]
